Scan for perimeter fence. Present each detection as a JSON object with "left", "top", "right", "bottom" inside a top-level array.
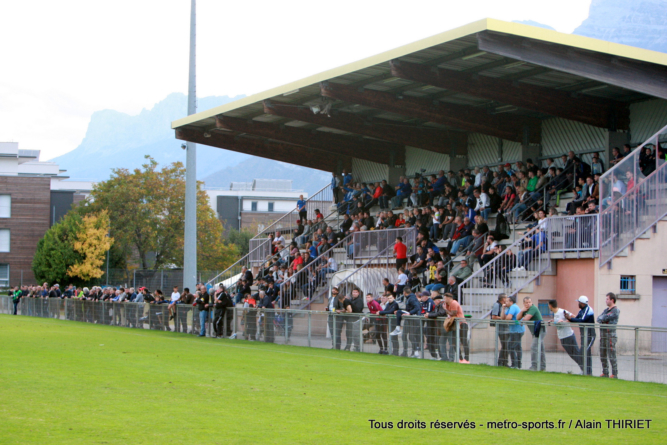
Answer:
[{"left": 2, "top": 297, "right": 665, "bottom": 384}]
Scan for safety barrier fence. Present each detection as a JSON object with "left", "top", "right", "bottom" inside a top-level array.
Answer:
[
  {"left": 331, "top": 227, "right": 417, "bottom": 300},
  {"left": 278, "top": 232, "right": 354, "bottom": 309},
  {"left": 351, "top": 227, "right": 417, "bottom": 261},
  {"left": 3, "top": 297, "right": 665, "bottom": 385},
  {"left": 599, "top": 123, "right": 667, "bottom": 267},
  {"left": 547, "top": 214, "right": 599, "bottom": 255},
  {"left": 206, "top": 238, "right": 283, "bottom": 288},
  {"left": 458, "top": 224, "right": 550, "bottom": 317},
  {"left": 252, "top": 183, "right": 334, "bottom": 239},
  {"left": 599, "top": 159, "right": 667, "bottom": 268}
]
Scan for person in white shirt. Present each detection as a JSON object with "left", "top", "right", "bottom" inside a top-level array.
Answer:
[
  {"left": 168, "top": 286, "right": 181, "bottom": 320},
  {"left": 394, "top": 267, "right": 409, "bottom": 296},
  {"left": 474, "top": 189, "right": 491, "bottom": 221},
  {"left": 474, "top": 167, "right": 482, "bottom": 187},
  {"left": 317, "top": 254, "right": 338, "bottom": 284},
  {"left": 548, "top": 300, "right": 583, "bottom": 372}
]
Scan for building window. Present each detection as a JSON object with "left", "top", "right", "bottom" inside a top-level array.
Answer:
[
  {"left": 620, "top": 275, "right": 636, "bottom": 295},
  {"left": 251, "top": 201, "right": 258, "bottom": 212},
  {"left": 0, "top": 264, "right": 8, "bottom": 287},
  {"left": 0, "top": 229, "right": 9, "bottom": 253},
  {"left": 0, "top": 195, "right": 10, "bottom": 218},
  {"left": 268, "top": 202, "right": 274, "bottom": 212},
  {"left": 538, "top": 300, "right": 553, "bottom": 319}
]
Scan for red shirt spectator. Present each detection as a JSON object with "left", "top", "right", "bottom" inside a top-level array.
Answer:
[
  {"left": 367, "top": 298, "right": 382, "bottom": 314},
  {"left": 394, "top": 241, "right": 407, "bottom": 259}
]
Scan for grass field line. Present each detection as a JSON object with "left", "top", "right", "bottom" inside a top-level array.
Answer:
[{"left": 21, "top": 316, "right": 664, "bottom": 399}]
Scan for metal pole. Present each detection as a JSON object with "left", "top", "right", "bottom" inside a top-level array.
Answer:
[
  {"left": 536, "top": 324, "right": 542, "bottom": 372},
  {"left": 333, "top": 314, "right": 337, "bottom": 349},
  {"left": 183, "top": 0, "right": 198, "bottom": 292},
  {"left": 133, "top": 270, "right": 136, "bottom": 290},
  {"left": 583, "top": 327, "right": 588, "bottom": 376},
  {"left": 308, "top": 312, "right": 312, "bottom": 348},
  {"left": 420, "top": 319, "right": 424, "bottom": 359},
  {"left": 634, "top": 327, "right": 639, "bottom": 382},
  {"left": 359, "top": 314, "right": 363, "bottom": 353},
  {"left": 494, "top": 323, "right": 499, "bottom": 367},
  {"left": 232, "top": 307, "right": 237, "bottom": 338},
  {"left": 455, "top": 319, "right": 460, "bottom": 363}
]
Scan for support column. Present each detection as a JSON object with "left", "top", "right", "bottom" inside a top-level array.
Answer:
[
  {"left": 520, "top": 144, "right": 541, "bottom": 164},
  {"left": 605, "top": 131, "right": 629, "bottom": 165},
  {"left": 450, "top": 134, "right": 468, "bottom": 172},
  {"left": 387, "top": 166, "right": 406, "bottom": 185}
]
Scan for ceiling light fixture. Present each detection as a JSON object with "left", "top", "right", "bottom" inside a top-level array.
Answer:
[{"left": 461, "top": 51, "right": 487, "bottom": 60}]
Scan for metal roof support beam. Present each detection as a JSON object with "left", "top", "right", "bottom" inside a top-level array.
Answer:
[
  {"left": 390, "top": 59, "right": 630, "bottom": 130},
  {"left": 477, "top": 31, "right": 667, "bottom": 101},
  {"left": 175, "top": 129, "right": 349, "bottom": 172},
  {"left": 215, "top": 115, "right": 402, "bottom": 166},
  {"left": 319, "top": 81, "right": 541, "bottom": 144},
  {"left": 263, "top": 100, "right": 468, "bottom": 155}
]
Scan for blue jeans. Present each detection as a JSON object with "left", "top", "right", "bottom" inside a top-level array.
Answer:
[
  {"left": 13, "top": 301, "right": 19, "bottom": 315},
  {"left": 481, "top": 208, "right": 491, "bottom": 221},
  {"left": 512, "top": 203, "right": 527, "bottom": 222},
  {"left": 199, "top": 310, "right": 208, "bottom": 336},
  {"left": 425, "top": 283, "right": 444, "bottom": 292},
  {"left": 450, "top": 236, "right": 470, "bottom": 255}
]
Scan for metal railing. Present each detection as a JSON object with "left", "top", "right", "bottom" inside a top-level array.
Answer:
[
  {"left": 278, "top": 233, "right": 353, "bottom": 308},
  {"left": 351, "top": 227, "right": 417, "bottom": 261},
  {"left": 4, "top": 297, "right": 665, "bottom": 385},
  {"left": 458, "top": 224, "right": 550, "bottom": 317},
  {"left": 330, "top": 227, "right": 417, "bottom": 298},
  {"left": 205, "top": 238, "right": 274, "bottom": 287},
  {"left": 515, "top": 163, "right": 575, "bottom": 224},
  {"left": 252, "top": 183, "right": 333, "bottom": 239},
  {"left": 599, "top": 124, "right": 667, "bottom": 268},
  {"left": 547, "top": 214, "right": 599, "bottom": 256},
  {"left": 600, "top": 124, "right": 667, "bottom": 209}
]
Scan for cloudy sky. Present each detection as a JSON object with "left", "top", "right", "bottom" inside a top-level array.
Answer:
[{"left": 0, "top": 0, "right": 592, "bottom": 160}]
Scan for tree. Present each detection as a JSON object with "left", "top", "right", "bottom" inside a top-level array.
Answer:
[
  {"left": 32, "top": 213, "right": 81, "bottom": 285},
  {"left": 67, "top": 211, "right": 113, "bottom": 282},
  {"left": 81, "top": 156, "right": 237, "bottom": 270},
  {"left": 223, "top": 227, "right": 255, "bottom": 257}
]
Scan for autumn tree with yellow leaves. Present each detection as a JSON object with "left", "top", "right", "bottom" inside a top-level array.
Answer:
[{"left": 67, "top": 211, "right": 113, "bottom": 282}]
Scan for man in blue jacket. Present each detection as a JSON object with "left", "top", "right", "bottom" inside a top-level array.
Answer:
[
  {"left": 566, "top": 296, "right": 596, "bottom": 375},
  {"left": 389, "top": 288, "right": 422, "bottom": 358}
]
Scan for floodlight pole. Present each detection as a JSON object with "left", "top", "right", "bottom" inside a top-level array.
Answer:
[{"left": 183, "top": 0, "right": 197, "bottom": 291}]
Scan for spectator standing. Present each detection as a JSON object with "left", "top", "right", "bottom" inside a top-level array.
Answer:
[
  {"left": 257, "top": 290, "right": 275, "bottom": 343},
  {"left": 366, "top": 294, "right": 386, "bottom": 354},
  {"left": 195, "top": 286, "right": 210, "bottom": 337},
  {"left": 597, "top": 292, "right": 620, "bottom": 378},
  {"left": 565, "top": 296, "right": 596, "bottom": 375},
  {"left": 548, "top": 300, "right": 582, "bottom": 372},
  {"left": 12, "top": 286, "right": 21, "bottom": 315},
  {"left": 517, "top": 297, "right": 546, "bottom": 371},
  {"left": 443, "top": 292, "right": 469, "bottom": 363},
  {"left": 393, "top": 237, "right": 408, "bottom": 271},
  {"left": 333, "top": 290, "right": 352, "bottom": 350},
  {"left": 296, "top": 195, "right": 307, "bottom": 222},
  {"left": 491, "top": 294, "right": 510, "bottom": 367},
  {"left": 505, "top": 295, "right": 525, "bottom": 369}
]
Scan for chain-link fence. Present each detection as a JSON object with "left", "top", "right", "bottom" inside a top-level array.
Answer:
[{"left": 3, "top": 297, "right": 665, "bottom": 384}]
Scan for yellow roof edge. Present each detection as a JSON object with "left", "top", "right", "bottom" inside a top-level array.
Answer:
[
  {"left": 486, "top": 19, "right": 667, "bottom": 66},
  {"left": 172, "top": 17, "right": 667, "bottom": 129}
]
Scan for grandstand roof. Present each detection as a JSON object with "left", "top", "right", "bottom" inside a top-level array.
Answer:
[{"left": 172, "top": 18, "right": 667, "bottom": 172}]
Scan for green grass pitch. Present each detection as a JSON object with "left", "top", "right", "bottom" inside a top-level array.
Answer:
[{"left": 1, "top": 315, "right": 665, "bottom": 444}]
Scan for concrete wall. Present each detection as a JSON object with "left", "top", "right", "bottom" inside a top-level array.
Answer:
[{"left": 595, "top": 219, "right": 667, "bottom": 327}]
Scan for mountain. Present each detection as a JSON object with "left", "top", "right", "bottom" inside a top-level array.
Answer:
[
  {"left": 202, "top": 157, "right": 331, "bottom": 196},
  {"left": 574, "top": 0, "right": 667, "bottom": 53},
  {"left": 52, "top": 92, "right": 331, "bottom": 192},
  {"left": 52, "top": 93, "right": 251, "bottom": 181}
]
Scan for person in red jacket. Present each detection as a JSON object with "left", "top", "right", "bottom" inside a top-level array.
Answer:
[
  {"left": 393, "top": 236, "right": 408, "bottom": 271},
  {"left": 366, "top": 293, "right": 387, "bottom": 354}
]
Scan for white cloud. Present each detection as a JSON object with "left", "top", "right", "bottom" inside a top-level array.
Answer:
[{"left": 0, "top": 0, "right": 591, "bottom": 160}]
